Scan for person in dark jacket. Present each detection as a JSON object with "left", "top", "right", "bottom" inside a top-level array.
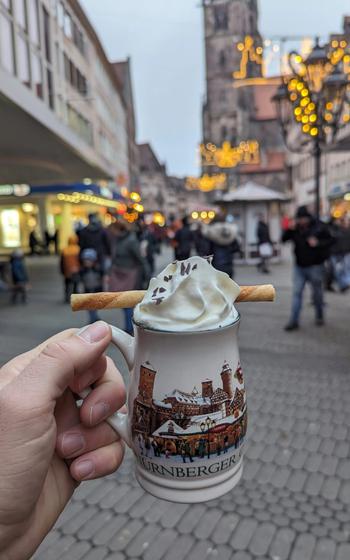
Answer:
[
  {"left": 174, "top": 216, "right": 193, "bottom": 260},
  {"left": 326, "top": 217, "right": 350, "bottom": 292},
  {"left": 282, "top": 206, "right": 333, "bottom": 331},
  {"left": 202, "top": 217, "right": 241, "bottom": 278},
  {"left": 10, "top": 250, "right": 29, "bottom": 304},
  {"left": 78, "top": 214, "right": 111, "bottom": 272},
  {"left": 193, "top": 224, "right": 212, "bottom": 257},
  {"left": 108, "top": 220, "right": 150, "bottom": 334},
  {"left": 256, "top": 215, "right": 272, "bottom": 273},
  {"left": 29, "top": 230, "right": 41, "bottom": 256}
]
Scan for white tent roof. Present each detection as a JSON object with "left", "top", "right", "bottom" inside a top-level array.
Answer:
[{"left": 216, "top": 181, "right": 287, "bottom": 203}]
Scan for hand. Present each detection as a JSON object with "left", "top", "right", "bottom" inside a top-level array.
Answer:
[
  {"left": 0, "top": 322, "right": 126, "bottom": 560},
  {"left": 307, "top": 236, "right": 319, "bottom": 247}
]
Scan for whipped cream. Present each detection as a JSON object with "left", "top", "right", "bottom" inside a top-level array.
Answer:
[{"left": 134, "top": 256, "right": 240, "bottom": 332}]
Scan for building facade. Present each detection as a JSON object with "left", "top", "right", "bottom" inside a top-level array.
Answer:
[
  {"left": 0, "top": 0, "right": 129, "bottom": 250},
  {"left": 202, "top": 0, "right": 287, "bottom": 192}
]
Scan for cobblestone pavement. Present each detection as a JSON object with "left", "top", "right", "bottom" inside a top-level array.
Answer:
[{"left": 1, "top": 250, "right": 350, "bottom": 560}]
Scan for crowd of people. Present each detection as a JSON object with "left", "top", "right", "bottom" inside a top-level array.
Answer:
[{"left": 2, "top": 208, "right": 350, "bottom": 334}]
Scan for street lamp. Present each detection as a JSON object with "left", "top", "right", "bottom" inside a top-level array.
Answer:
[
  {"left": 200, "top": 417, "right": 216, "bottom": 459},
  {"left": 273, "top": 38, "right": 349, "bottom": 219}
]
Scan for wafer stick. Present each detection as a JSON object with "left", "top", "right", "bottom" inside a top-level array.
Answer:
[{"left": 71, "top": 284, "right": 275, "bottom": 312}]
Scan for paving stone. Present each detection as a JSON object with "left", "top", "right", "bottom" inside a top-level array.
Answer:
[
  {"left": 336, "top": 544, "right": 350, "bottom": 560},
  {"left": 128, "top": 493, "right": 157, "bottom": 519},
  {"left": 106, "top": 554, "right": 126, "bottom": 560},
  {"left": 231, "top": 553, "right": 253, "bottom": 560},
  {"left": 55, "top": 502, "right": 84, "bottom": 529},
  {"left": 339, "top": 481, "right": 350, "bottom": 504},
  {"left": 108, "top": 519, "right": 144, "bottom": 551},
  {"left": 248, "top": 522, "right": 276, "bottom": 556},
  {"left": 308, "top": 436, "right": 322, "bottom": 453},
  {"left": 61, "top": 506, "right": 98, "bottom": 535},
  {"left": 125, "top": 523, "right": 162, "bottom": 557},
  {"left": 113, "top": 487, "right": 144, "bottom": 514},
  {"left": 33, "top": 531, "right": 61, "bottom": 558},
  {"left": 86, "top": 481, "right": 117, "bottom": 505},
  {"left": 292, "top": 520, "right": 309, "bottom": 533},
  {"left": 59, "top": 541, "right": 91, "bottom": 559},
  {"left": 37, "top": 535, "right": 76, "bottom": 560},
  {"left": 321, "top": 477, "right": 341, "bottom": 500},
  {"left": 334, "top": 426, "right": 348, "bottom": 441},
  {"left": 271, "top": 467, "right": 291, "bottom": 488},
  {"left": 269, "top": 527, "right": 296, "bottom": 560},
  {"left": 212, "top": 513, "right": 239, "bottom": 544},
  {"left": 304, "top": 473, "right": 325, "bottom": 496},
  {"left": 83, "top": 548, "right": 109, "bottom": 560},
  {"left": 274, "top": 448, "right": 293, "bottom": 467},
  {"left": 143, "top": 528, "right": 178, "bottom": 560},
  {"left": 334, "top": 442, "right": 350, "bottom": 459},
  {"left": 177, "top": 504, "right": 207, "bottom": 534},
  {"left": 256, "top": 463, "right": 276, "bottom": 484},
  {"left": 245, "top": 442, "right": 265, "bottom": 461},
  {"left": 92, "top": 514, "right": 128, "bottom": 546},
  {"left": 163, "top": 534, "right": 195, "bottom": 560},
  {"left": 99, "top": 484, "right": 131, "bottom": 509},
  {"left": 287, "top": 470, "right": 308, "bottom": 492},
  {"left": 160, "top": 503, "right": 189, "bottom": 528},
  {"left": 243, "top": 460, "right": 261, "bottom": 481},
  {"left": 186, "top": 540, "right": 222, "bottom": 560},
  {"left": 77, "top": 510, "right": 113, "bottom": 540},
  {"left": 337, "top": 460, "right": 350, "bottom": 480},
  {"left": 231, "top": 518, "right": 258, "bottom": 551},
  {"left": 312, "top": 539, "right": 336, "bottom": 560},
  {"left": 290, "top": 450, "right": 308, "bottom": 469},
  {"left": 144, "top": 498, "right": 173, "bottom": 524},
  {"left": 322, "top": 439, "right": 336, "bottom": 456},
  {"left": 73, "top": 479, "right": 104, "bottom": 501},
  {"left": 305, "top": 453, "right": 323, "bottom": 473},
  {"left": 254, "top": 510, "right": 271, "bottom": 522},
  {"left": 290, "top": 533, "right": 316, "bottom": 560},
  {"left": 320, "top": 456, "right": 339, "bottom": 476},
  {"left": 309, "top": 525, "right": 329, "bottom": 538},
  {"left": 329, "top": 530, "right": 348, "bottom": 543},
  {"left": 194, "top": 508, "right": 222, "bottom": 539},
  {"left": 272, "top": 515, "right": 290, "bottom": 527}
]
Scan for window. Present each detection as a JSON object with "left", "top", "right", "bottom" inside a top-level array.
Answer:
[
  {"left": 219, "top": 50, "right": 226, "bottom": 68},
  {"left": 47, "top": 68, "right": 54, "bottom": 109},
  {"left": 0, "top": 13, "right": 15, "bottom": 74},
  {"left": 214, "top": 5, "right": 228, "bottom": 31},
  {"left": 63, "top": 51, "right": 69, "bottom": 80},
  {"left": 16, "top": 0, "right": 27, "bottom": 30},
  {"left": 31, "top": 51, "right": 43, "bottom": 97},
  {"left": 28, "top": 0, "right": 39, "bottom": 45},
  {"left": 64, "top": 10, "right": 72, "bottom": 39},
  {"left": 16, "top": 34, "right": 30, "bottom": 86},
  {"left": 43, "top": 6, "right": 51, "bottom": 61},
  {"left": 57, "top": 0, "right": 64, "bottom": 28}
]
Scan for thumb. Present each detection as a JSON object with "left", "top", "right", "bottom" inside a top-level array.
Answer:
[{"left": 9, "top": 321, "right": 112, "bottom": 408}]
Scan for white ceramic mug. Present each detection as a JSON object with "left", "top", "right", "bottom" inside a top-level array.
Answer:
[{"left": 102, "top": 316, "right": 247, "bottom": 503}]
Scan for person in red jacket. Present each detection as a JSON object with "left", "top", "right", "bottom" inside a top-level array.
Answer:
[{"left": 60, "top": 235, "right": 81, "bottom": 303}]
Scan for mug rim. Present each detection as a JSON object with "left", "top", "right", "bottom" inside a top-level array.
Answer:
[{"left": 132, "top": 312, "right": 240, "bottom": 335}]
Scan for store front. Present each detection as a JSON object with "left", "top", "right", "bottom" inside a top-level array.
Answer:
[{"left": 0, "top": 183, "right": 126, "bottom": 253}]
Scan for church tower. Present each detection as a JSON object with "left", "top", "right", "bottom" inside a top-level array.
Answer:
[
  {"left": 220, "top": 361, "right": 234, "bottom": 399},
  {"left": 138, "top": 362, "right": 156, "bottom": 405},
  {"left": 202, "top": 0, "right": 262, "bottom": 147}
]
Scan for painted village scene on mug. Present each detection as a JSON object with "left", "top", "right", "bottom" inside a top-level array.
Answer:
[{"left": 131, "top": 359, "right": 247, "bottom": 472}]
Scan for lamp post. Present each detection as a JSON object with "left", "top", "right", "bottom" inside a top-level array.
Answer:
[
  {"left": 200, "top": 417, "right": 216, "bottom": 459},
  {"left": 273, "top": 38, "right": 349, "bottom": 219}
]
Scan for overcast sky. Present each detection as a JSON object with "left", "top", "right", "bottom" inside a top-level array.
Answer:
[{"left": 80, "top": 0, "right": 350, "bottom": 177}]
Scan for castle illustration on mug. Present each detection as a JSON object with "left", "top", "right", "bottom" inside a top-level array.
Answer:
[{"left": 131, "top": 360, "right": 247, "bottom": 464}]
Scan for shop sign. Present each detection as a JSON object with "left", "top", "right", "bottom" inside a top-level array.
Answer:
[{"left": 0, "top": 184, "right": 30, "bottom": 196}]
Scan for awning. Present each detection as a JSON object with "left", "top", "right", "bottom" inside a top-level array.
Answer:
[
  {"left": 29, "top": 182, "right": 124, "bottom": 201},
  {"left": 328, "top": 184, "right": 350, "bottom": 200}
]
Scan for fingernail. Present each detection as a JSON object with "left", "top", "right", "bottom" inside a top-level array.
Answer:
[
  {"left": 90, "top": 402, "right": 110, "bottom": 425},
  {"left": 62, "top": 433, "right": 85, "bottom": 456},
  {"left": 77, "top": 321, "right": 109, "bottom": 343},
  {"left": 75, "top": 460, "right": 94, "bottom": 480}
]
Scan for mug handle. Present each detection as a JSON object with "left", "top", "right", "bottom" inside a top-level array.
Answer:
[{"left": 103, "top": 325, "right": 135, "bottom": 448}]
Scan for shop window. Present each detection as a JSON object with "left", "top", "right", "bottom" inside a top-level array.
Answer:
[
  {"left": 43, "top": 6, "right": 51, "bottom": 62},
  {"left": 28, "top": 0, "right": 39, "bottom": 46},
  {"left": 1, "top": 209, "right": 21, "bottom": 247},
  {"left": 16, "top": 0, "right": 27, "bottom": 31},
  {"left": 31, "top": 51, "right": 43, "bottom": 97},
  {"left": 16, "top": 34, "right": 30, "bottom": 87},
  {"left": 0, "top": 13, "right": 15, "bottom": 74},
  {"left": 214, "top": 5, "right": 228, "bottom": 31}
]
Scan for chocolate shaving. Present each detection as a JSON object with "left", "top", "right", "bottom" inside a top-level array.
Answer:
[
  {"left": 180, "top": 262, "right": 191, "bottom": 276},
  {"left": 152, "top": 288, "right": 159, "bottom": 297},
  {"left": 154, "top": 297, "right": 164, "bottom": 305},
  {"left": 159, "top": 287, "right": 166, "bottom": 293},
  {"left": 163, "top": 275, "right": 173, "bottom": 282}
]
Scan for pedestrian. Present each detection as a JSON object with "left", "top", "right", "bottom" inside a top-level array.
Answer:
[
  {"left": 60, "top": 235, "right": 81, "bottom": 303},
  {"left": 198, "top": 437, "right": 206, "bottom": 459},
  {"left": 0, "top": 322, "right": 125, "bottom": 559},
  {"left": 326, "top": 217, "right": 350, "bottom": 292},
  {"left": 9, "top": 249, "right": 29, "bottom": 304},
  {"left": 151, "top": 439, "right": 160, "bottom": 457},
  {"left": 139, "top": 222, "right": 159, "bottom": 275},
  {"left": 216, "top": 440, "right": 222, "bottom": 456},
  {"left": 29, "top": 230, "right": 41, "bottom": 256},
  {"left": 202, "top": 215, "right": 241, "bottom": 278},
  {"left": 80, "top": 248, "right": 103, "bottom": 324},
  {"left": 78, "top": 213, "right": 111, "bottom": 273},
  {"left": 181, "top": 440, "right": 194, "bottom": 463},
  {"left": 174, "top": 216, "right": 193, "bottom": 260},
  {"left": 193, "top": 224, "right": 211, "bottom": 257},
  {"left": 223, "top": 435, "right": 229, "bottom": 453},
  {"left": 108, "top": 219, "right": 150, "bottom": 335},
  {"left": 256, "top": 214, "right": 273, "bottom": 273},
  {"left": 282, "top": 206, "right": 334, "bottom": 331}
]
